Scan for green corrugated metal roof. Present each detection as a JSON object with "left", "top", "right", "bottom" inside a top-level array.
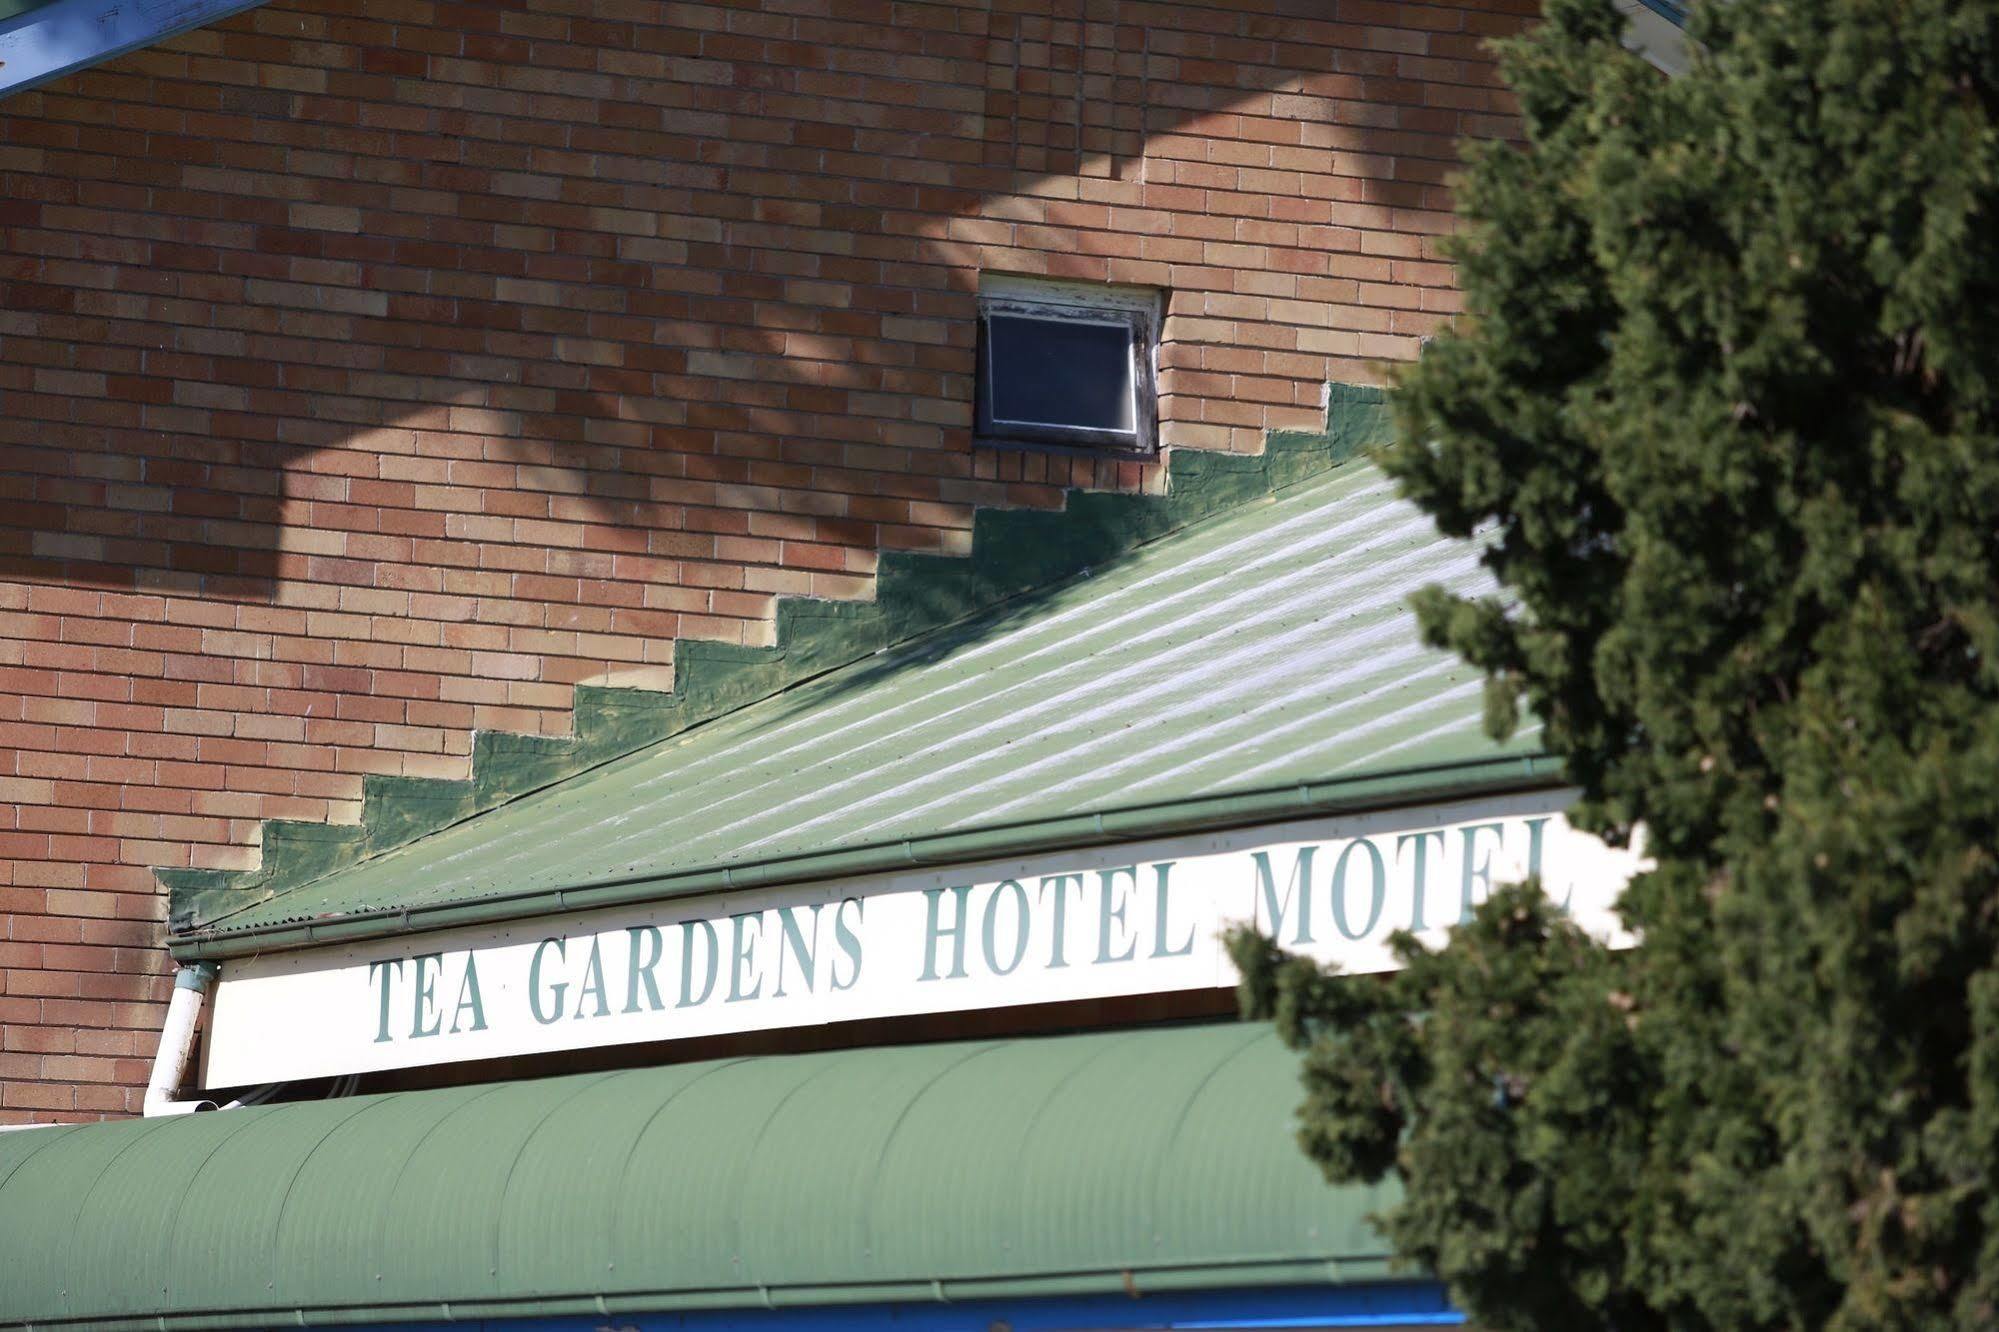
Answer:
[
  {"left": 176, "top": 459, "right": 1550, "bottom": 957},
  {"left": 0, "top": 1023, "right": 1396, "bottom": 1330}
]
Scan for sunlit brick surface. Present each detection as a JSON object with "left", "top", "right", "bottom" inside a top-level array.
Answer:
[{"left": 0, "top": 0, "right": 1528, "bottom": 1117}]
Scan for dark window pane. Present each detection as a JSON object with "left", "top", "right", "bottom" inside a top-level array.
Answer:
[{"left": 987, "top": 314, "right": 1134, "bottom": 432}]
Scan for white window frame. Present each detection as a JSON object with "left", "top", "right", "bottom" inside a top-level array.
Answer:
[{"left": 975, "top": 277, "right": 1161, "bottom": 456}]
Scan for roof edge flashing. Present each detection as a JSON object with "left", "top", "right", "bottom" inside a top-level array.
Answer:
[
  {"left": 0, "top": 1261, "right": 1409, "bottom": 1332},
  {"left": 170, "top": 751, "right": 1559, "bottom": 960}
]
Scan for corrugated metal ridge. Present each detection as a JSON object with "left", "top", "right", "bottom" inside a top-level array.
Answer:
[
  {"left": 167, "top": 456, "right": 1543, "bottom": 956},
  {"left": 170, "top": 462, "right": 1376, "bottom": 943},
  {"left": 0, "top": 1024, "right": 1403, "bottom": 1332}
]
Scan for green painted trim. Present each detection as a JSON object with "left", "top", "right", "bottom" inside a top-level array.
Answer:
[
  {"left": 7, "top": 1258, "right": 1400, "bottom": 1332},
  {"left": 163, "top": 386, "right": 1391, "bottom": 942},
  {"left": 170, "top": 752, "right": 1560, "bottom": 960}
]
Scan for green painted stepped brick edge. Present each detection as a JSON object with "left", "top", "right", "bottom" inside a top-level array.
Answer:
[{"left": 160, "top": 384, "right": 1390, "bottom": 939}]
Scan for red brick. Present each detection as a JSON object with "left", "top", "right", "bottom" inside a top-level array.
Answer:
[{"left": 0, "top": 0, "right": 1520, "bottom": 1119}]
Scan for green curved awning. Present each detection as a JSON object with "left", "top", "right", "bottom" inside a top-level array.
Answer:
[{"left": 0, "top": 1023, "right": 1397, "bottom": 1331}]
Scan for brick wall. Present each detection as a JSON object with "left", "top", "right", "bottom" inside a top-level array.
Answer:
[{"left": 0, "top": 0, "right": 1527, "bottom": 1119}]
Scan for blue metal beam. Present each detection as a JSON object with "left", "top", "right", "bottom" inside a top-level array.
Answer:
[
  {"left": 0, "top": 0, "right": 264, "bottom": 98},
  {"left": 372, "top": 1285, "right": 1465, "bottom": 1332},
  {"left": 1632, "top": 0, "right": 1690, "bottom": 25}
]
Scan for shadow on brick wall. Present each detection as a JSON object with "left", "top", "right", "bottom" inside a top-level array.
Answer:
[{"left": 0, "top": 0, "right": 1508, "bottom": 603}]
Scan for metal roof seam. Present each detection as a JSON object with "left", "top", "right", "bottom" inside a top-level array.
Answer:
[
  {"left": 178, "top": 455, "right": 1384, "bottom": 937},
  {"left": 156, "top": 1111, "right": 266, "bottom": 1313},
  {"left": 194, "top": 470, "right": 1387, "bottom": 919},
  {"left": 257, "top": 1093, "right": 431, "bottom": 1306},
  {"left": 854, "top": 1041, "right": 1012, "bottom": 1267},
  {"left": 484, "top": 1071, "right": 627, "bottom": 1290},
  {"left": 57, "top": 1118, "right": 179, "bottom": 1320},
  {"left": 727, "top": 1056, "right": 855, "bottom": 1290},
  {"left": 604, "top": 1059, "right": 757, "bottom": 1278},
  {"left": 168, "top": 465, "right": 1547, "bottom": 959},
  {"left": 491, "top": 484, "right": 1423, "bottom": 871}
]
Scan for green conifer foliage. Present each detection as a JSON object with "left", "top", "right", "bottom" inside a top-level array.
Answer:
[{"left": 1231, "top": 2, "right": 1999, "bottom": 1326}]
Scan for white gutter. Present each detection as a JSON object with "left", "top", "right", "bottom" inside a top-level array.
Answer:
[{"left": 143, "top": 962, "right": 220, "bottom": 1117}]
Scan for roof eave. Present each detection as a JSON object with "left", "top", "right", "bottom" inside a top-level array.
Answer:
[{"left": 169, "top": 749, "right": 1562, "bottom": 961}]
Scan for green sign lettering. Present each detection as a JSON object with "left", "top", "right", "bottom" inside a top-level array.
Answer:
[
  {"left": 1150, "top": 861, "right": 1194, "bottom": 958},
  {"left": 831, "top": 897, "right": 863, "bottom": 991},
  {"left": 1458, "top": 823, "right": 1507, "bottom": 923},
  {"left": 367, "top": 958, "right": 403, "bottom": 1044},
  {"left": 679, "top": 920, "right": 718, "bottom": 1008},
  {"left": 1253, "top": 846, "right": 1317, "bottom": 945},
  {"left": 727, "top": 911, "right": 763, "bottom": 1002},
  {"left": 1095, "top": 866, "right": 1139, "bottom": 964},
  {"left": 528, "top": 938, "right": 567, "bottom": 1024},
  {"left": 624, "top": 925, "right": 665, "bottom": 1013},
  {"left": 1397, "top": 831, "right": 1445, "bottom": 931},
  {"left": 773, "top": 905, "right": 821, "bottom": 998},
  {"left": 1331, "top": 838, "right": 1386, "bottom": 940},
  {"left": 982, "top": 879, "right": 1031, "bottom": 976},
  {"left": 449, "top": 953, "right": 487, "bottom": 1034},
  {"left": 919, "top": 886, "right": 972, "bottom": 981},
  {"left": 410, "top": 952, "right": 444, "bottom": 1039},
  {"left": 1037, "top": 873, "right": 1084, "bottom": 969}
]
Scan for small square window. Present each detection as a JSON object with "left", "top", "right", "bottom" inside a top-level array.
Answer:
[{"left": 976, "top": 278, "right": 1159, "bottom": 455}]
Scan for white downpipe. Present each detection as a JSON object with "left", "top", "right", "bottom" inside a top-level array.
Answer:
[{"left": 143, "top": 962, "right": 219, "bottom": 1117}]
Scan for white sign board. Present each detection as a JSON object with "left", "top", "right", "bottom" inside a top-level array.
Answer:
[{"left": 203, "top": 790, "right": 1643, "bottom": 1087}]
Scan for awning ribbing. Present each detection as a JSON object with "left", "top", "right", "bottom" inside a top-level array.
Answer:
[{"left": 0, "top": 1023, "right": 1397, "bottom": 1331}]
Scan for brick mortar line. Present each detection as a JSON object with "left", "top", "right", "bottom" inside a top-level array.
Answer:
[
  {"left": 4, "top": 184, "right": 1469, "bottom": 250},
  {"left": 117, "top": 25, "right": 1504, "bottom": 99},
  {"left": 18, "top": 132, "right": 1486, "bottom": 190},
  {"left": 0, "top": 300, "right": 1415, "bottom": 349},
  {"left": 237, "top": 0, "right": 1490, "bottom": 34},
  {"left": 0, "top": 384, "right": 1337, "bottom": 433},
  {"left": 0, "top": 512, "right": 1175, "bottom": 557},
  {"left": 28, "top": 59, "right": 1505, "bottom": 139},
  {"left": 0, "top": 374, "right": 1335, "bottom": 421},
  {"left": 0, "top": 439, "right": 1065, "bottom": 508},
  {"left": 0, "top": 310, "right": 1409, "bottom": 360},
  {"left": 38, "top": 85, "right": 1504, "bottom": 152},
  {"left": 15, "top": 123, "right": 1496, "bottom": 191},
  {"left": 0, "top": 255, "right": 1428, "bottom": 304}
]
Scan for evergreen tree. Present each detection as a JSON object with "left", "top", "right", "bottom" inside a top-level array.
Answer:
[{"left": 1231, "top": 2, "right": 1999, "bottom": 1326}]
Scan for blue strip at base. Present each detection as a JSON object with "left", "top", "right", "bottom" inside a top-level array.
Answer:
[{"left": 375, "top": 1284, "right": 1463, "bottom": 1332}]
